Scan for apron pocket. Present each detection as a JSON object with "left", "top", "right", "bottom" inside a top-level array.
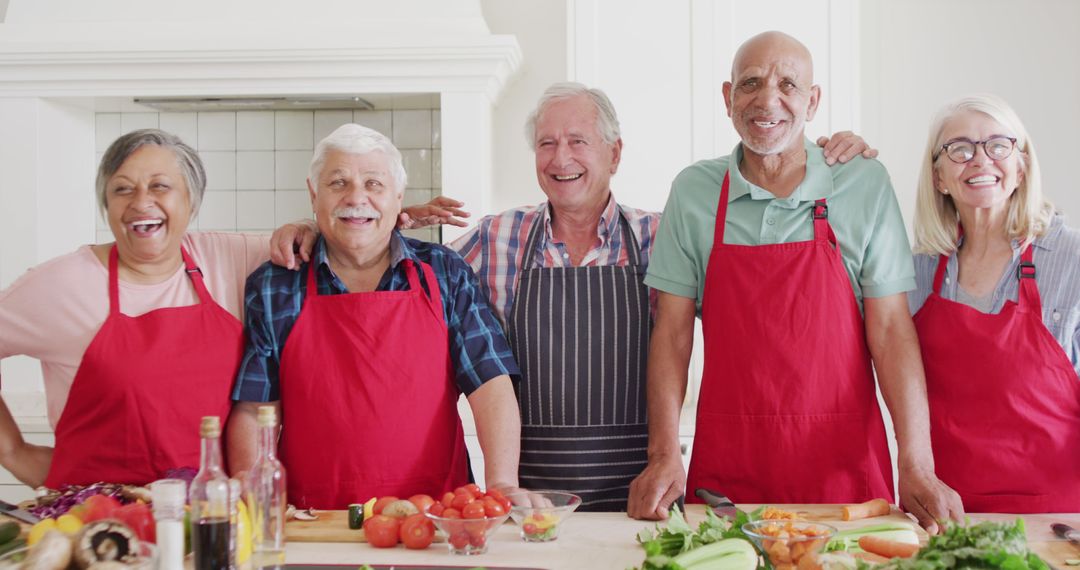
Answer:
[{"left": 689, "top": 411, "right": 871, "bottom": 504}]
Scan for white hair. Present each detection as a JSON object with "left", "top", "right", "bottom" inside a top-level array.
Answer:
[
  {"left": 524, "top": 82, "right": 621, "bottom": 148},
  {"left": 309, "top": 123, "right": 407, "bottom": 193},
  {"left": 913, "top": 94, "right": 1054, "bottom": 255}
]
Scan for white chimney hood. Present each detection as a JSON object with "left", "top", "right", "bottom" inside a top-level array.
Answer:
[{"left": 0, "top": 0, "right": 521, "bottom": 275}]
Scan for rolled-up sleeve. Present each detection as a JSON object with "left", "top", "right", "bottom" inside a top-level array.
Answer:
[{"left": 858, "top": 174, "right": 916, "bottom": 299}]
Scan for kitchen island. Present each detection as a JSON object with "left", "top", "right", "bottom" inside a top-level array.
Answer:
[{"left": 283, "top": 506, "right": 1080, "bottom": 570}]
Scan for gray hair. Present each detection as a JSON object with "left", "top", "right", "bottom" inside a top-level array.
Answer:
[
  {"left": 524, "top": 82, "right": 621, "bottom": 148},
  {"left": 96, "top": 129, "right": 206, "bottom": 219},
  {"left": 309, "top": 124, "right": 407, "bottom": 193}
]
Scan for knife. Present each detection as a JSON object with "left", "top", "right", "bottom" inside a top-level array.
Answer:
[
  {"left": 0, "top": 499, "right": 40, "bottom": 524},
  {"left": 1052, "top": 523, "right": 1080, "bottom": 547},
  {"left": 694, "top": 487, "right": 741, "bottom": 519}
]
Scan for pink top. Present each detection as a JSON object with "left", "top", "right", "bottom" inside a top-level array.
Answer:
[{"left": 0, "top": 232, "right": 270, "bottom": 427}]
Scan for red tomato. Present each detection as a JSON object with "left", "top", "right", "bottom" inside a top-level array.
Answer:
[
  {"left": 372, "top": 496, "right": 399, "bottom": 516},
  {"left": 482, "top": 499, "right": 506, "bottom": 518},
  {"left": 81, "top": 494, "right": 122, "bottom": 522},
  {"left": 408, "top": 494, "right": 435, "bottom": 514},
  {"left": 450, "top": 492, "right": 473, "bottom": 510},
  {"left": 523, "top": 522, "right": 539, "bottom": 535},
  {"left": 449, "top": 530, "right": 470, "bottom": 550},
  {"left": 441, "top": 507, "right": 462, "bottom": 519},
  {"left": 362, "top": 515, "right": 401, "bottom": 548},
  {"left": 440, "top": 492, "right": 456, "bottom": 509},
  {"left": 399, "top": 513, "right": 435, "bottom": 550},
  {"left": 427, "top": 502, "right": 445, "bottom": 517},
  {"left": 461, "top": 501, "right": 486, "bottom": 519},
  {"left": 114, "top": 502, "right": 156, "bottom": 543}
]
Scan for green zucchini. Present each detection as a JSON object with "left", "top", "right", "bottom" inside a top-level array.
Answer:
[
  {"left": 0, "top": 537, "right": 26, "bottom": 556},
  {"left": 0, "top": 521, "right": 19, "bottom": 546}
]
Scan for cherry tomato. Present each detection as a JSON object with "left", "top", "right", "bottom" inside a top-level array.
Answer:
[
  {"left": 399, "top": 513, "right": 435, "bottom": 550},
  {"left": 428, "top": 502, "right": 445, "bottom": 517},
  {"left": 372, "top": 496, "right": 399, "bottom": 516},
  {"left": 408, "top": 494, "right": 435, "bottom": 514},
  {"left": 449, "top": 530, "right": 470, "bottom": 550},
  {"left": 523, "top": 522, "right": 539, "bottom": 535},
  {"left": 450, "top": 492, "right": 473, "bottom": 510},
  {"left": 441, "top": 507, "right": 462, "bottom": 519},
  {"left": 461, "top": 501, "right": 486, "bottom": 519},
  {"left": 483, "top": 499, "right": 506, "bottom": 518},
  {"left": 440, "top": 492, "right": 456, "bottom": 508},
  {"left": 468, "top": 530, "right": 487, "bottom": 547},
  {"left": 462, "top": 483, "right": 481, "bottom": 498},
  {"left": 362, "top": 515, "right": 401, "bottom": 548},
  {"left": 486, "top": 488, "right": 512, "bottom": 511}
]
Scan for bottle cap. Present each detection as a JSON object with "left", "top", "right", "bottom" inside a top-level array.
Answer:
[
  {"left": 200, "top": 416, "right": 221, "bottom": 438},
  {"left": 150, "top": 478, "right": 187, "bottom": 510},
  {"left": 257, "top": 405, "right": 277, "bottom": 427}
]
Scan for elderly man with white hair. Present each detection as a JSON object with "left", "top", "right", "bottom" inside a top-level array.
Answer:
[
  {"left": 272, "top": 83, "right": 875, "bottom": 512},
  {"left": 226, "top": 124, "right": 522, "bottom": 509}
]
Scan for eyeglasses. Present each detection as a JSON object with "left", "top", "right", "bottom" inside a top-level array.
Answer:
[{"left": 933, "top": 136, "right": 1018, "bottom": 164}]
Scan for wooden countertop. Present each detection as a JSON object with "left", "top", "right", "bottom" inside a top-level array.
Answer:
[{"left": 282, "top": 505, "right": 1080, "bottom": 570}]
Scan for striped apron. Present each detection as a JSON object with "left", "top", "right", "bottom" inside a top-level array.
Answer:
[{"left": 507, "top": 208, "right": 651, "bottom": 512}]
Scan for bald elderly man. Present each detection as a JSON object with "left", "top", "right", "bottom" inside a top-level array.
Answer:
[{"left": 628, "top": 31, "right": 964, "bottom": 532}]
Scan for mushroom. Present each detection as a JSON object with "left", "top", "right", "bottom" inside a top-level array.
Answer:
[{"left": 73, "top": 521, "right": 139, "bottom": 569}]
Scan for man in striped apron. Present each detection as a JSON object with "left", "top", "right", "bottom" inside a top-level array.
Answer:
[{"left": 454, "top": 83, "right": 658, "bottom": 511}]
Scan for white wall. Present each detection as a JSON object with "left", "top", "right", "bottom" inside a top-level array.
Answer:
[{"left": 861, "top": 0, "right": 1080, "bottom": 230}]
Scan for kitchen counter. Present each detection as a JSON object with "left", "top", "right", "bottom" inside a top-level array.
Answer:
[{"left": 283, "top": 505, "right": 1080, "bottom": 570}]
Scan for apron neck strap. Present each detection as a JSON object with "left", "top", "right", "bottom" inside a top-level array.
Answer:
[
  {"left": 407, "top": 259, "right": 445, "bottom": 320},
  {"left": 180, "top": 246, "right": 212, "bottom": 305},
  {"left": 1016, "top": 243, "right": 1041, "bottom": 312},
  {"left": 520, "top": 209, "right": 547, "bottom": 270},
  {"left": 304, "top": 255, "right": 319, "bottom": 303},
  {"left": 812, "top": 198, "right": 838, "bottom": 247},
  {"left": 616, "top": 208, "right": 643, "bottom": 266},
  {"left": 713, "top": 172, "right": 732, "bottom": 245},
  {"left": 108, "top": 245, "right": 210, "bottom": 315}
]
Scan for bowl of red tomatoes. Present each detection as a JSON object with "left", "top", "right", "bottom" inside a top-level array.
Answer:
[
  {"left": 424, "top": 484, "right": 512, "bottom": 555},
  {"left": 505, "top": 490, "right": 581, "bottom": 542}
]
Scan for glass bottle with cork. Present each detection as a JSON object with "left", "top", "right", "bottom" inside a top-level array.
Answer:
[
  {"left": 248, "top": 405, "right": 287, "bottom": 566},
  {"left": 189, "top": 416, "right": 232, "bottom": 570}
]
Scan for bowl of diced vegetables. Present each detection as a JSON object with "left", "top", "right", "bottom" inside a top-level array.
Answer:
[
  {"left": 742, "top": 519, "right": 836, "bottom": 570},
  {"left": 505, "top": 490, "right": 581, "bottom": 542}
]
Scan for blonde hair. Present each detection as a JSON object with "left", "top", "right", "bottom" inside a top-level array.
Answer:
[{"left": 913, "top": 94, "right": 1054, "bottom": 255}]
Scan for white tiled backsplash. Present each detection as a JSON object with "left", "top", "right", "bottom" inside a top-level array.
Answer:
[{"left": 93, "top": 108, "right": 443, "bottom": 242}]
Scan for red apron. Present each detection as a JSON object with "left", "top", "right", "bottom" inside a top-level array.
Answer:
[
  {"left": 278, "top": 258, "right": 468, "bottom": 509},
  {"left": 913, "top": 245, "right": 1080, "bottom": 513},
  {"left": 686, "top": 172, "right": 894, "bottom": 504},
  {"left": 45, "top": 246, "right": 241, "bottom": 487}
]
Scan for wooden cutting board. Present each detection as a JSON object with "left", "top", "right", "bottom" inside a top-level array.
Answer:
[{"left": 285, "top": 510, "right": 445, "bottom": 543}]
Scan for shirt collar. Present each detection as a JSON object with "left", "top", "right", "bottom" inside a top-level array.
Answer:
[
  {"left": 541, "top": 192, "right": 621, "bottom": 243},
  {"left": 726, "top": 137, "right": 834, "bottom": 207},
  {"left": 954, "top": 214, "right": 1063, "bottom": 256},
  {"left": 313, "top": 230, "right": 412, "bottom": 271}
]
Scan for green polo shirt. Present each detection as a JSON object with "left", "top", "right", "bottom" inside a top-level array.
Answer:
[{"left": 645, "top": 138, "right": 915, "bottom": 315}]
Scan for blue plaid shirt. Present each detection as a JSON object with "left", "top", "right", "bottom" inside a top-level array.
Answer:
[{"left": 232, "top": 231, "right": 519, "bottom": 401}]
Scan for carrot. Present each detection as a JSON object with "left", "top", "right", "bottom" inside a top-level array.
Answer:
[
  {"left": 857, "top": 535, "right": 920, "bottom": 559},
  {"left": 842, "top": 498, "right": 891, "bottom": 521},
  {"left": 853, "top": 551, "right": 891, "bottom": 564}
]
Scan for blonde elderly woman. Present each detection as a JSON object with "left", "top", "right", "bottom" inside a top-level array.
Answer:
[
  {"left": 0, "top": 128, "right": 464, "bottom": 489},
  {"left": 909, "top": 94, "right": 1080, "bottom": 513}
]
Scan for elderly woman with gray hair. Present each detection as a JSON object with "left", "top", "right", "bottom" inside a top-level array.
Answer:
[
  {"left": 0, "top": 128, "right": 464, "bottom": 489},
  {"left": 909, "top": 94, "right": 1080, "bottom": 513}
]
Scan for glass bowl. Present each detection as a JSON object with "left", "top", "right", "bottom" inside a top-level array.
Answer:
[
  {"left": 424, "top": 509, "right": 511, "bottom": 555},
  {"left": 505, "top": 490, "right": 581, "bottom": 542},
  {"left": 742, "top": 520, "right": 836, "bottom": 569},
  {"left": 0, "top": 539, "right": 158, "bottom": 569}
]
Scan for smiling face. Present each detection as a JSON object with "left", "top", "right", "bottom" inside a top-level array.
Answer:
[
  {"left": 723, "top": 32, "right": 820, "bottom": 157},
  {"left": 533, "top": 94, "right": 622, "bottom": 213},
  {"left": 934, "top": 110, "right": 1024, "bottom": 215},
  {"left": 104, "top": 144, "right": 193, "bottom": 265},
  {"left": 308, "top": 148, "right": 402, "bottom": 257}
]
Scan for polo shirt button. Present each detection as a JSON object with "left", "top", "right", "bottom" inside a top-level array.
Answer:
[
  {"left": 1053, "top": 311, "right": 1062, "bottom": 322},
  {"left": 766, "top": 218, "right": 776, "bottom": 226}
]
